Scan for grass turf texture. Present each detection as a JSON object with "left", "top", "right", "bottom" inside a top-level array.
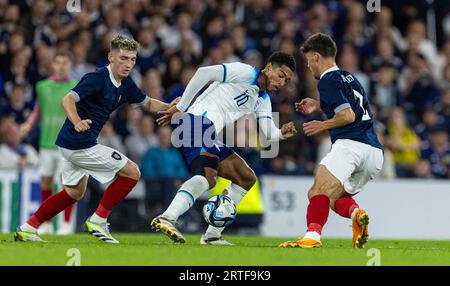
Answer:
[{"left": 1, "top": 233, "right": 450, "bottom": 266}]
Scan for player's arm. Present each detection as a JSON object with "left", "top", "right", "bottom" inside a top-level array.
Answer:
[
  {"left": 175, "top": 65, "right": 224, "bottom": 112},
  {"left": 258, "top": 117, "right": 297, "bottom": 142},
  {"left": 257, "top": 98, "right": 297, "bottom": 142},
  {"left": 61, "top": 93, "right": 92, "bottom": 132},
  {"left": 144, "top": 98, "right": 170, "bottom": 113},
  {"left": 19, "top": 103, "right": 39, "bottom": 139},
  {"left": 295, "top": 97, "right": 322, "bottom": 114},
  {"left": 303, "top": 107, "right": 355, "bottom": 136},
  {"left": 157, "top": 65, "right": 224, "bottom": 126}
]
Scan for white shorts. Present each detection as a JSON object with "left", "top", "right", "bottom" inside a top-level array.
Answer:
[
  {"left": 39, "top": 149, "right": 62, "bottom": 177},
  {"left": 58, "top": 144, "right": 129, "bottom": 186},
  {"left": 320, "top": 139, "right": 384, "bottom": 195}
]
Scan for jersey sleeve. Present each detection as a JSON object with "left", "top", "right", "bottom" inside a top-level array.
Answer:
[
  {"left": 255, "top": 93, "right": 273, "bottom": 119},
  {"left": 318, "top": 78, "right": 351, "bottom": 113},
  {"left": 71, "top": 73, "right": 103, "bottom": 102},
  {"left": 222, "top": 62, "right": 258, "bottom": 84},
  {"left": 255, "top": 94, "right": 283, "bottom": 141},
  {"left": 126, "top": 78, "right": 148, "bottom": 105}
]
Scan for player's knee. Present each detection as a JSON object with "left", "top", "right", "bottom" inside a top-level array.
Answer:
[
  {"left": 237, "top": 168, "right": 256, "bottom": 190},
  {"left": 128, "top": 161, "right": 141, "bottom": 180},
  {"left": 64, "top": 187, "right": 85, "bottom": 201},
  {"left": 130, "top": 166, "right": 141, "bottom": 181},
  {"left": 205, "top": 175, "right": 217, "bottom": 189}
]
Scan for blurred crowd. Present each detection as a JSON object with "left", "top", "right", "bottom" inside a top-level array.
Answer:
[{"left": 0, "top": 0, "right": 450, "bottom": 180}]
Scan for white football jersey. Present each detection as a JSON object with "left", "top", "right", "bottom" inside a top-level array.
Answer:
[{"left": 186, "top": 62, "right": 273, "bottom": 133}]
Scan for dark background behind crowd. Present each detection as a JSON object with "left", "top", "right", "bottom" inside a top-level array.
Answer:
[{"left": 1, "top": 0, "right": 450, "bottom": 231}]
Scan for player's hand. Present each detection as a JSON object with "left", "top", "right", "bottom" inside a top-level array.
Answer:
[
  {"left": 156, "top": 105, "right": 181, "bottom": 126},
  {"left": 280, "top": 121, "right": 297, "bottom": 139},
  {"left": 18, "top": 123, "right": 31, "bottom": 140},
  {"left": 303, "top": 120, "right": 325, "bottom": 136},
  {"left": 74, "top": 119, "right": 92, "bottom": 132},
  {"left": 295, "top": 98, "right": 318, "bottom": 115},
  {"left": 169, "top": 97, "right": 181, "bottom": 107}
]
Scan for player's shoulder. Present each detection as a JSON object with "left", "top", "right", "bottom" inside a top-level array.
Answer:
[
  {"left": 318, "top": 70, "right": 343, "bottom": 89},
  {"left": 80, "top": 66, "right": 108, "bottom": 81},
  {"left": 223, "top": 62, "right": 258, "bottom": 83}
]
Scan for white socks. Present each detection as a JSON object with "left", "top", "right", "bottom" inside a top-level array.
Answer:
[
  {"left": 21, "top": 223, "right": 37, "bottom": 233},
  {"left": 163, "top": 175, "right": 210, "bottom": 221},
  {"left": 204, "top": 183, "right": 248, "bottom": 239},
  {"left": 350, "top": 208, "right": 359, "bottom": 220},
  {"left": 304, "top": 231, "right": 321, "bottom": 242},
  {"left": 90, "top": 213, "right": 107, "bottom": 224}
]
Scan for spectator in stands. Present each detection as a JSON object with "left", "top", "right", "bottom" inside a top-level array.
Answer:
[
  {"left": 398, "top": 51, "right": 440, "bottom": 122},
  {"left": 70, "top": 41, "right": 96, "bottom": 81},
  {"left": 164, "top": 66, "right": 195, "bottom": 103},
  {"left": 136, "top": 28, "right": 164, "bottom": 74},
  {"left": 415, "top": 108, "right": 445, "bottom": 143},
  {"left": 97, "top": 121, "right": 126, "bottom": 155},
  {"left": 437, "top": 89, "right": 450, "bottom": 132},
  {"left": 385, "top": 107, "right": 421, "bottom": 177},
  {"left": 421, "top": 126, "right": 450, "bottom": 179},
  {"left": 0, "top": 82, "right": 34, "bottom": 124},
  {"left": 370, "top": 63, "right": 402, "bottom": 121},
  {"left": 140, "top": 126, "right": 188, "bottom": 179},
  {"left": 413, "top": 159, "right": 433, "bottom": 179},
  {"left": 370, "top": 38, "right": 403, "bottom": 72},
  {"left": 125, "top": 115, "right": 159, "bottom": 164},
  {"left": 0, "top": 117, "right": 38, "bottom": 169},
  {"left": 142, "top": 69, "right": 165, "bottom": 102},
  {"left": 338, "top": 43, "right": 370, "bottom": 93}
]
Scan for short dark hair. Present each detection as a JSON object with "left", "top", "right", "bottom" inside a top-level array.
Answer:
[
  {"left": 267, "top": 51, "right": 296, "bottom": 72},
  {"left": 300, "top": 33, "right": 337, "bottom": 58},
  {"left": 54, "top": 50, "right": 73, "bottom": 62}
]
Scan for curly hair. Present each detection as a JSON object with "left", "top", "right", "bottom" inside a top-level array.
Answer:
[{"left": 110, "top": 34, "right": 140, "bottom": 52}]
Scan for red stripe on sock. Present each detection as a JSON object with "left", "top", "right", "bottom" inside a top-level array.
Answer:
[
  {"left": 306, "top": 194, "right": 330, "bottom": 235},
  {"left": 333, "top": 196, "right": 359, "bottom": 218},
  {"left": 95, "top": 176, "right": 138, "bottom": 219},
  {"left": 27, "top": 189, "right": 77, "bottom": 229}
]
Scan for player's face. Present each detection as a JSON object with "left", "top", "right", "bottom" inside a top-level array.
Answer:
[
  {"left": 304, "top": 52, "right": 321, "bottom": 79},
  {"left": 264, "top": 63, "right": 293, "bottom": 92},
  {"left": 52, "top": 56, "right": 71, "bottom": 77},
  {"left": 109, "top": 49, "right": 137, "bottom": 78}
]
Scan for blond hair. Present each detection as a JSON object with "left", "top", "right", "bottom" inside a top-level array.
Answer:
[{"left": 110, "top": 35, "right": 140, "bottom": 52}]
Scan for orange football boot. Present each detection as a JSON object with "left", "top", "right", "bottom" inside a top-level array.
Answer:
[
  {"left": 278, "top": 237, "right": 322, "bottom": 248},
  {"left": 352, "top": 209, "right": 369, "bottom": 249}
]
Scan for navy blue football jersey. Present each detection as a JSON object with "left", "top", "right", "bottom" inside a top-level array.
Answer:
[
  {"left": 56, "top": 66, "right": 147, "bottom": 150},
  {"left": 318, "top": 67, "right": 383, "bottom": 150}
]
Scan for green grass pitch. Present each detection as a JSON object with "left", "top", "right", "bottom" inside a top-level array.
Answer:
[{"left": 1, "top": 233, "right": 450, "bottom": 266}]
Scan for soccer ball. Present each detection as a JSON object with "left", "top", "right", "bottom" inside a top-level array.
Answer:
[{"left": 203, "top": 194, "right": 237, "bottom": 227}]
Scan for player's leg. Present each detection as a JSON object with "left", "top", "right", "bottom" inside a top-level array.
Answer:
[
  {"left": 84, "top": 159, "right": 140, "bottom": 243},
  {"left": 49, "top": 150, "right": 76, "bottom": 235},
  {"left": 201, "top": 152, "right": 256, "bottom": 245},
  {"left": 15, "top": 176, "right": 88, "bottom": 242},
  {"left": 151, "top": 153, "right": 219, "bottom": 243},
  {"left": 331, "top": 146, "right": 383, "bottom": 248},
  {"left": 38, "top": 176, "right": 55, "bottom": 234},
  {"left": 151, "top": 113, "right": 221, "bottom": 243},
  {"left": 37, "top": 149, "right": 57, "bottom": 234},
  {"left": 279, "top": 165, "right": 344, "bottom": 248}
]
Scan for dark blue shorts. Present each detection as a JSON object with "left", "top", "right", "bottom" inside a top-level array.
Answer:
[{"left": 175, "top": 113, "right": 235, "bottom": 166}]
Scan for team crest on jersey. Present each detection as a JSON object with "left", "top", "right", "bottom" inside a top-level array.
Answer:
[
  {"left": 111, "top": 151, "right": 122, "bottom": 160},
  {"left": 342, "top": 74, "right": 354, "bottom": 83}
]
